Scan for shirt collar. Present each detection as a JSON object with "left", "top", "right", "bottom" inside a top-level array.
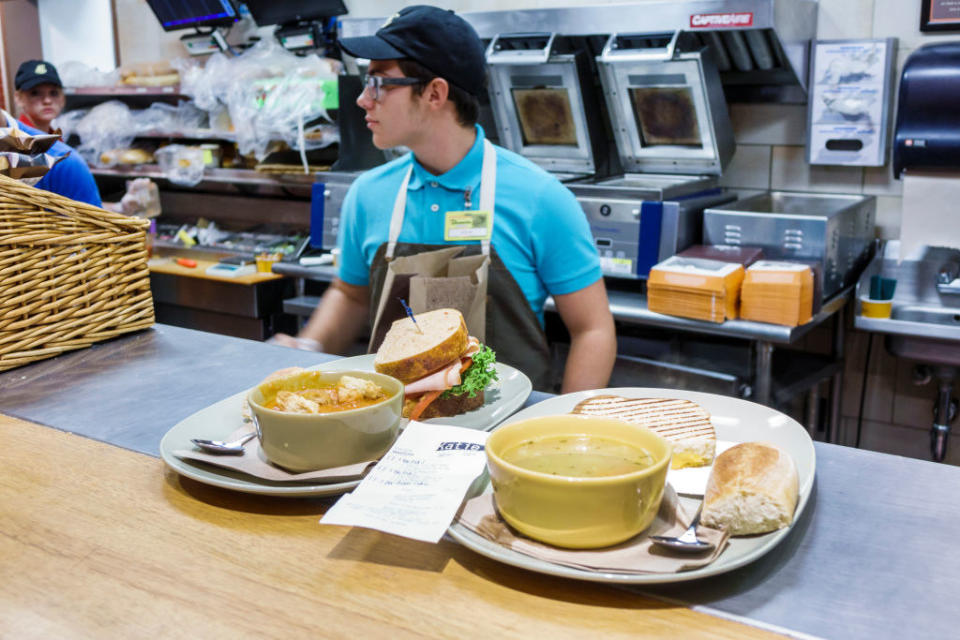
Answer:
[{"left": 407, "top": 124, "right": 485, "bottom": 192}]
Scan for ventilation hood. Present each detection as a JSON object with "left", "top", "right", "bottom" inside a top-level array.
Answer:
[{"left": 339, "top": 0, "right": 819, "bottom": 103}]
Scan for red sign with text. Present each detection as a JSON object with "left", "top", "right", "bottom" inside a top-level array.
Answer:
[{"left": 689, "top": 12, "right": 754, "bottom": 28}]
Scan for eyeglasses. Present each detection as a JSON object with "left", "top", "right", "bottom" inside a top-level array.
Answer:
[{"left": 361, "top": 74, "right": 424, "bottom": 102}]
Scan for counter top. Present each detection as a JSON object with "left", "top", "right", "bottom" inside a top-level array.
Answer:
[
  {"left": 149, "top": 257, "right": 284, "bottom": 285},
  {"left": 1, "top": 325, "right": 957, "bottom": 640},
  {"left": 272, "top": 262, "right": 849, "bottom": 345},
  {"left": 0, "top": 412, "right": 776, "bottom": 639}
]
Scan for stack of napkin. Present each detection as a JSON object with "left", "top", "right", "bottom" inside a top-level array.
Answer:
[
  {"left": 647, "top": 256, "right": 745, "bottom": 323},
  {"left": 740, "top": 261, "right": 814, "bottom": 327}
]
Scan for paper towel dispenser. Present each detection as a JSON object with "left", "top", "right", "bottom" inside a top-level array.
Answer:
[{"left": 893, "top": 42, "right": 960, "bottom": 178}]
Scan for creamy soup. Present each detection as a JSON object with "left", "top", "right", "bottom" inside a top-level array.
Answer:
[
  {"left": 501, "top": 435, "right": 655, "bottom": 477},
  {"left": 265, "top": 375, "right": 388, "bottom": 414}
]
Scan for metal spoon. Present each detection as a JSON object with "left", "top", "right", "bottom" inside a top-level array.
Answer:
[
  {"left": 191, "top": 432, "right": 256, "bottom": 455},
  {"left": 649, "top": 505, "right": 715, "bottom": 553}
]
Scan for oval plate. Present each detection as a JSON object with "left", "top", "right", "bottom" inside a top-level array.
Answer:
[
  {"left": 446, "top": 387, "right": 815, "bottom": 584},
  {"left": 159, "top": 354, "right": 532, "bottom": 497}
]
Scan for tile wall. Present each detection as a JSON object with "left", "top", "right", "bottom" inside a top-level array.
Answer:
[{"left": 114, "top": 0, "right": 960, "bottom": 465}]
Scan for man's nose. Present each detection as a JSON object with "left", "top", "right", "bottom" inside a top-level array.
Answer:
[{"left": 356, "top": 88, "right": 374, "bottom": 110}]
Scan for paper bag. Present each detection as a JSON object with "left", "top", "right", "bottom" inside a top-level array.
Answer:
[{"left": 368, "top": 246, "right": 489, "bottom": 352}]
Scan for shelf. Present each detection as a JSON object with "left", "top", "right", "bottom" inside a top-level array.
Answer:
[
  {"left": 65, "top": 85, "right": 188, "bottom": 109},
  {"left": 91, "top": 165, "right": 317, "bottom": 187}
]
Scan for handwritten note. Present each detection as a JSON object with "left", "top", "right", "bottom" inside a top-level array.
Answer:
[{"left": 320, "top": 421, "right": 489, "bottom": 543}]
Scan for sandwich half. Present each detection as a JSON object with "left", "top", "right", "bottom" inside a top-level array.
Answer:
[
  {"left": 374, "top": 308, "right": 498, "bottom": 420},
  {"left": 571, "top": 395, "right": 716, "bottom": 469}
]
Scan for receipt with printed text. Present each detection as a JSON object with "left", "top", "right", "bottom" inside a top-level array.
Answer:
[{"left": 320, "top": 421, "right": 489, "bottom": 543}]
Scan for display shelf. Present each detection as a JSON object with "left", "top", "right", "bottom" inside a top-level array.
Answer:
[
  {"left": 90, "top": 165, "right": 316, "bottom": 187},
  {"left": 64, "top": 85, "right": 188, "bottom": 109}
]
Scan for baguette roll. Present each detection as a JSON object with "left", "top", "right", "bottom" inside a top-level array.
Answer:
[{"left": 701, "top": 441, "right": 798, "bottom": 535}]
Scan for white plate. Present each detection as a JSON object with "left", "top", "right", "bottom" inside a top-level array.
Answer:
[
  {"left": 446, "top": 387, "right": 816, "bottom": 584},
  {"left": 159, "top": 354, "right": 531, "bottom": 497}
]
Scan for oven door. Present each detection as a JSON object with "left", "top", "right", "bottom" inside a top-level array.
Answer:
[{"left": 488, "top": 56, "right": 596, "bottom": 177}]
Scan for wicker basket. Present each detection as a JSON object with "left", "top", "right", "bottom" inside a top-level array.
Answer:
[{"left": 0, "top": 173, "right": 155, "bottom": 372}]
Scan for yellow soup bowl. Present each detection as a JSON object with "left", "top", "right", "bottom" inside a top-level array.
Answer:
[
  {"left": 485, "top": 414, "right": 672, "bottom": 549},
  {"left": 248, "top": 370, "right": 403, "bottom": 472}
]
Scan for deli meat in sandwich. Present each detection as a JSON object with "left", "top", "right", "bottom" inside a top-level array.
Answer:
[{"left": 374, "top": 308, "right": 498, "bottom": 420}]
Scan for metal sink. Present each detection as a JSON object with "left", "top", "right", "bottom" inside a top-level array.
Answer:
[
  {"left": 854, "top": 241, "right": 960, "bottom": 461},
  {"left": 891, "top": 305, "right": 960, "bottom": 327},
  {"left": 855, "top": 243, "right": 960, "bottom": 352}
]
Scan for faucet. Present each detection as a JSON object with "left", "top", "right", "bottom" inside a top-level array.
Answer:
[{"left": 938, "top": 261, "right": 960, "bottom": 295}]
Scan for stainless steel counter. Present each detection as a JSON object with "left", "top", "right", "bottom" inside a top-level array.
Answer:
[
  {"left": 276, "top": 261, "right": 850, "bottom": 431},
  {"left": 0, "top": 324, "right": 956, "bottom": 640}
]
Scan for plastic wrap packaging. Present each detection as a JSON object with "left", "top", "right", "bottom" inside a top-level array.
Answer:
[
  {"left": 119, "top": 178, "right": 161, "bottom": 218},
  {"left": 155, "top": 144, "right": 205, "bottom": 186},
  {"left": 176, "top": 40, "right": 340, "bottom": 160},
  {"left": 74, "top": 101, "right": 139, "bottom": 165},
  {"left": 57, "top": 60, "right": 120, "bottom": 88}
]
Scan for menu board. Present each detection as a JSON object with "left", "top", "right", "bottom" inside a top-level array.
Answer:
[
  {"left": 807, "top": 39, "right": 897, "bottom": 167},
  {"left": 921, "top": 0, "right": 960, "bottom": 31}
]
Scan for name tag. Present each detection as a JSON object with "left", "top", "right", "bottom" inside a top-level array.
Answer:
[{"left": 444, "top": 210, "right": 492, "bottom": 241}]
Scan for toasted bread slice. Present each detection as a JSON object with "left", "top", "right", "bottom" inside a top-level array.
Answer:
[
  {"left": 403, "top": 390, "right": 485, "bottom": 419},
  {"left": 572, "top": 395, "right": 716, "bottom": 469},
  {"left": 374, "top": 308, "right": 469, "bottom": 384}
]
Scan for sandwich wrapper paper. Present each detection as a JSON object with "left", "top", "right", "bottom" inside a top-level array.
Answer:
[
  {"left": 458, "top": 484, "right": 729, "bottom": 574},
  {"left": 173, "top": 425, "right": 374, "bottom": 483},
  {"left": 368, "top": 245, "right": 488, "bottom": 351}
]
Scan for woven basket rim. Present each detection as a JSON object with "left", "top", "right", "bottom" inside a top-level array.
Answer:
[{"left": 0, "top": 173, "right": 149, "bottom": 231}]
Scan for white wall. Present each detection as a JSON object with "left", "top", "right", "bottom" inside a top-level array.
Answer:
[{"left": 38, "top": 0, "right": 116, "bottom": 70}]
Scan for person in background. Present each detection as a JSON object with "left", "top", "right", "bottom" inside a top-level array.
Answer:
[
  {"left": 14, "top": 59, "right": 65, "bottom": 134},
  {"left": 8, "top": 59, "right": 101, "bottom": 207},
  {"left": 271, "top": 5, "right": 616, "bottom": 393}
]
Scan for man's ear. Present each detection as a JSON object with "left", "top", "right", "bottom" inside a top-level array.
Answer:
[{"left": 421, "top": 77, "right": 450, "bottom": 111}]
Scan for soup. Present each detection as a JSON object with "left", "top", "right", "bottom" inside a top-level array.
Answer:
[
  {"left": 501, "top": 435, "right": 656, "bottom": 477},
  {"left": 265, "top": 375, "right": 388, "bottom": 414}
]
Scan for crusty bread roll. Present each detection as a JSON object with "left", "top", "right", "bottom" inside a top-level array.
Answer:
[
  {"left": 374, "top": 308, "right": 468, "bottom": 384},
  {"left": 701, "top": 441, "right": 798, "bottom": 535}
]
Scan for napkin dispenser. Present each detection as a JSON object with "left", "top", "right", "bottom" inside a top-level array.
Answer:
[{"left": 893, "top": 42, "right": 960, "bottom": 178}]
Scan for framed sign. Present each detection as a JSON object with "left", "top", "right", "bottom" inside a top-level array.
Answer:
[{"left": 921, "top": 0, "right": 960, "bottom": 32}]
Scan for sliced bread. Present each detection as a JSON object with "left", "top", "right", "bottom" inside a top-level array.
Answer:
[
  {"left": 571, "top": 395, "right": 716, "bottom": 469},
  {"left": 402, "top": 390, "right": 485, "bottom": 419},
  {"left": 374, "top": 308, "right": 468, "bottom": 384}
]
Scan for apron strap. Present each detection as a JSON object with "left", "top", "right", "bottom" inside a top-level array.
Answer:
[
  {"left": 386, "top": 138, "right": 498, "bottom": 259},
  {"left": 386, "top": 165, "right": 414, "bottom": 260},
  {"left": 479, "top": 139, "right": 496, "bottom": 257}
]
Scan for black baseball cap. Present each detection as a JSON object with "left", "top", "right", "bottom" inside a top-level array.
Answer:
[
  {"left": 15, "top": 60, "right": 62, "bottom": 91},
  {"left": 339, "top": 5, "right": 486, "bottom": 97}
]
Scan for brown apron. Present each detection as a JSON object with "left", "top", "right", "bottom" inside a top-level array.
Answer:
[{"left": 365, "top": 139, "right": 554, "bottom": 391}]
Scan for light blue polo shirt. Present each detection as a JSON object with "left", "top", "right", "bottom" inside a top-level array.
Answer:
[{"left": 338, "top": 125, "right": 602, "bottom": 324}]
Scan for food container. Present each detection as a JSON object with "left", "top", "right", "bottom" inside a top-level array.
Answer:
[
  {"left": 860, "top": 295, "right": 893, "bottom": 319},
  {"left": 247, "top": 370, "right": 403, "bottom": 472},
  {"left": 255, "top": 252, "right": 282, "bottom": 273},
  {"left": 485, "top": 414, "right": 672, "bottom": 549}
]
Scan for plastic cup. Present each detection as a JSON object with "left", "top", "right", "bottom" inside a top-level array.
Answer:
[{"left": 860, "top": 295, "right": 892, "bottom": 319}]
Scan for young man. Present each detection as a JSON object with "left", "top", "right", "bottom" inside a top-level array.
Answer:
[
  {"left": 276, "top": 5, "right": 615, "bottom": 392},
  {"left": 14, "top": 60, "right": 66, "bottom": 134}
]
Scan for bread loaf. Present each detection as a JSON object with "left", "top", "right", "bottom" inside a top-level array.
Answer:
[
  {"left": 374, "top": 308, "right": 468, "bottom": 384},
  {"left": 701, "top": 442, "right": 798, "bottom": 535}
]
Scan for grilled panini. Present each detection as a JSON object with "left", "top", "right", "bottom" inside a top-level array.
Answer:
[{"left": 572, "top": 395, "right": 716, "bottom": 469}]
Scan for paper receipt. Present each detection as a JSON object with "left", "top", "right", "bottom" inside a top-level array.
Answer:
[{"left": 320, "top": 421, "right": 489, "bottom": 543}]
